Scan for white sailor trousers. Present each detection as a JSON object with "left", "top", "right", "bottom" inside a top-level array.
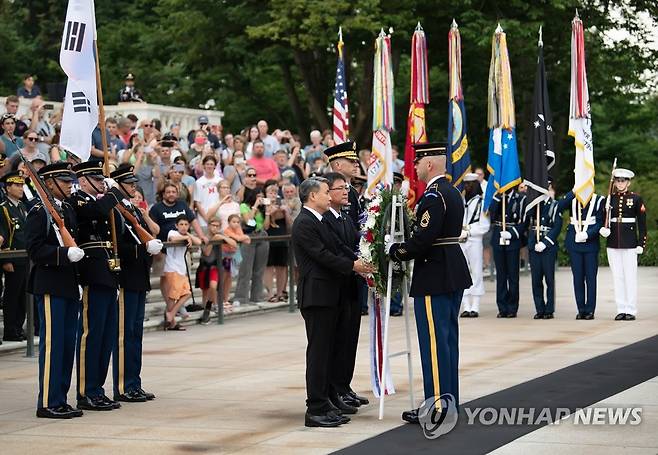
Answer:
[{"left": 606, "top": 247, "right": 638, "bottom": 316}]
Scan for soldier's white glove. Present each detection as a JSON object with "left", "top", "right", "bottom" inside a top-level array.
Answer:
[
  {"left": 534, "top": 241, "right": 547, "bottom": 253},
  {"left": 103, "top": 177, "right": 119, "bottom": 190},
  {"left": 636, "top": 246, "right": 644, "bottom": 255},
  {"left": 146, "top": 239, "right": 163, "bottom": 255},
  {"left": 500, "top": 230, "right": 512, "bottom": 240},
  {"left": 459, "top": 229, "right": 469, "bottom": 241},
  {"left": 67, "top": 247, "right": 85, "bottom": 263},
  {"left": 575, "top": 231, "right": 588, "bottom": 243},
  {"left": 384, "top": 234, "right": 394, "bottom": 255},
  {"left": 599, "top": 227, "right": 611, "bottom": 238}
]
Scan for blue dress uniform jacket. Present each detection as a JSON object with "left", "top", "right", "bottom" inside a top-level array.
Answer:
[
  {"left": 67, "top": 187, "right": 123, "bottom": 401},
  {"left": 114, "top": 201, "right": 155, "bottom": 397},
  {"left": 488, "top": 190, "right": 527, "bottom": 316},
  {"left": 389, "top": 176, "right": 472, "bottom": 296},
  {"left": 557, "top": 191, "right": 605, "bottom": 316},
  {"left": 389, "top": 176, "right": 471, "bottom": 407},
  {"left": 25, "top": 200, "right": 80, "bottom": 411},
  {"left": 526, "top": 199, "right": 562, "bottom": 316},
  {"left": 606, "top": 192, "right": 647, "bottom": 249}
]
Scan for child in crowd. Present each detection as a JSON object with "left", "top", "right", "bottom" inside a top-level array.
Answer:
[
  {"left": 221, "top": 213, "right": 251, "bottom": 311},
  {"left": 164, "top": 215, "right": 202, "bottom": 330},
  {"left": 196, "top": 217, "right": 238, "bottom": 323}
]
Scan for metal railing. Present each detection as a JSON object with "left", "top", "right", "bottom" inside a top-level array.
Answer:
[{"left": 0, "top": 234, "right": 295, "bottom": 357}]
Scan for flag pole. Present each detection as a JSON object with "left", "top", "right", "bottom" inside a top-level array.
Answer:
[{"left": 93, "top": 40, "right": 121, "bottom": 271}]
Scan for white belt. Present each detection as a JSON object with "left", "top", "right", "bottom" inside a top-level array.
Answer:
[
  {"left": 610, "top": 217, "right": 636, "bottom": 223},
  {"left": 570, "top": 216, "right": 596, "bottom": 226}
]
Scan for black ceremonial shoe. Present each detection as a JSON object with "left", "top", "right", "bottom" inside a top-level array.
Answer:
[
  {"left": 543, "top": 313, "right": 554, "bottom": 319},
  {"left": 137, "top": 388, "right": 156, "bottom": 400},
  {"left": 470, "top": 311, "right": 479, "bottom": 318},
  {"left": 583, "top": 313, "right": 595, "bottom": 320},
  {"left": 100, "top": 395, "right": 121, "bottom": 409},
  {"left": 497, "top": 312, "right": 507, "bottom": 318},
  {"left": 506, "top": 313, "right": 517, "bottom": 318},
  {"left": 305, "top": 412, "right": 342, "bottom": 428},
  {"left": 615, "top": 313, "right": 626, "bottom": 321},
  {"left": 576, "top": 313, "right": 584, "bottom": 320},
  {"left": 402, "top": 408, "right": 420, "bottom": 424},
  {"left": 77, "top": 396, "right": 114, "bottom": 411},
  {"left": 36, "top": 406, "right": 75, "bottom": 419},
  {"left": 460, "top": 311, "right": 471, "bottom": 318},
  {"left": 330, "top": 394, "right": 358, "bottom": 415},
  {"left": 349, "top": 390, "right": 369, "bottom": 405},
  {"left": 533, "top": 313, "right": 544, "bottom": 320},
  {"left": 624, "top": 314, "right": 636, "bottom": 321},
  {"left": 340, "top": 393, "right": 361, "bottom": 408},
  {"left": 63, "top": 404, "right": 84, "bottom": 417},
  {"left": 327, "top": 410, "right": 350, "bottom": 424},
  {"left": 114, "top": 390, "right": 148, "bottom": 403}
]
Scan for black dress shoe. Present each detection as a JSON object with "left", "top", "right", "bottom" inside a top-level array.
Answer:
[
  {"left": 624, "top": 314, "right": 636, "bottom": 321},
  {"left": 543, "top": 313, "right": 554, "bottom": 319},
  {"left": 330, "top": 394, "right": 358, "bottom": 414},
  {"left": 101, "top": 395, "right": 121, "bottom": 409},
  {"left": 63, "top": 404, "right": 84, "bottom": 417},
  {"left": 576, "top": 313, "right": 584, "bottom": 320},
  {"left": 327, "top": 410, "right": 350, "bottom": 424},
  {"left": 340, "top": 393, "right": 361, "bottom": 407},
  {"left": 470, "top": 311, "right": 479, "bottom": 318},
  {"left": 361, "top": 309, "right": 368, "bottom": 316},
  {"left": 137, "top": 388, "right": 156, "bottom": 400},
  {"left": 36, "top": 406, "right": 75, "bottom": 419},
  {"left": 77, "top": 396, "right": 114, "bottom": 411},
  {"left": 496, "top": 312, "right": 507, "bottom": 318},
  {"left": 533, "top": 313, "right": 544, "bottom": 319},
  {"left": 348, "top": 390, "right": 369, "bottom": 405},
  {"left": 583, "top": 313, "right": 595, "bottom": 320},
  {"left": 460, "top": 311, "right": 471, "bottom": 318},
  {"left": 305, "top": 412, "right": 342, "bottom": 427},
  {"left": 390, "top": 310, "right": 403, "bottom": 317},
  {"left": 402, "top": 408, "right": 419, "bottom": 424},
  {"left": 615, "top": 313, "right": 626, "bottom": 321},
  {"left": 114, "top": 390, "right": 148, "bottom": 403},
  {"left": 506, "top": 313, "right": 517, "bottom": 318}
]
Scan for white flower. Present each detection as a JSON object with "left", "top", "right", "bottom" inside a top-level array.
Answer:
[{"left": 365, "top": 214, "right": 376, "bottom": 230}]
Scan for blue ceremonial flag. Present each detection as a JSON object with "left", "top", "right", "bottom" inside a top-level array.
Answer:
[
  {"left": 446, "top": 97, "right": 471, "bottom": 189},
  {"left": 483, "top": 127, "right": 522, "bottom": 211}
]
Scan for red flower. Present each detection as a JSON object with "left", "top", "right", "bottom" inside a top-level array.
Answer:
[
  {"left": 371, "top": 206, "right": 380, "bottom": 213},
  {"left": 365, "top": 230, "right": 374, "bottom": 243},
  {"left": 366, "top": 276, "right": 375, "bottom": 288}
]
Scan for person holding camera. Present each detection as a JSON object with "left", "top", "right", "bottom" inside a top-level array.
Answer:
[
  {"left": 247, "top": 139, "right": 280, "bottom": 186},
  {"left": 233, "top": 187, "right": 271, "bottom": 306},
  {"left": 263, "top": 183, "right": 292, "bottom": 302}
]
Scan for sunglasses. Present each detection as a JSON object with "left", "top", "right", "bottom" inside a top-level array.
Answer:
[
  {"left": 143, "top": 124, "right": 153, "bottom": 128},
  {"left": 247, "top": 173, "right": 257, "bottom": 177},
  {"left": 27, "top": 137, "right": 38, "bottom": 142}
]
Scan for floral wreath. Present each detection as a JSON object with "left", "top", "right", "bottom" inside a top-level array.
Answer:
[{"left": 358, "top": 188, "right": 412, "bottom": 295}]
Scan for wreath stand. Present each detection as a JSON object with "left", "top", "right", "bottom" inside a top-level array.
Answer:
[{"left": 377, "top": 194, "right": 415, "bottom": 420}]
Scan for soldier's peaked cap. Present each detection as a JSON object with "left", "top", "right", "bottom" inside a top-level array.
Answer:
[
  {"left": 463, "top": 172, "right": 479, "bottom": 182},
  {"left": 73, "top": 161, "right": 104, "bottom": 178},
  {"left": 0, "top": 170, "right": 25, "bottom": 185},
  {"left": 413, "top": 142, "right": 447, "bottom": 162},
  {"left": 324, "top": 141, "right": 359, "bottom": 162},
  {"left": 111, "top": 163, "right": 139, "bottom": 183},
  {"left": 612, "top": 168, "right": 634, "bottom": 179},
  {"left": 38, "top": 161, "right": 75, "bottom": 182}
]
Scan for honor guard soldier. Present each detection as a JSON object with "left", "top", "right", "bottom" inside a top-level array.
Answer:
[
  {"left": 459, "top": 173, "right": 490, "bottom": 318},
  {"left": 387, "top": 142, "right": 472, "bottom": 423},
  {"left": 111, "top": 164, "right": 163, "bottom": 402},
  {"left": 599, "top": 168, "right": 647, "bottom": 320},
  {"left": 526, "top": 178, "right": 562, "bottom": 319},
  {"left": 69, "top": 161, "right": 124, "bottom": 411},
  {"left": 118, "top": 73, "right": 144, "bottom": 103},
  {"left": 26, "top": 162, "right": 85, "bottom": 419},
  {"left": 489, "top": 185, "right": 527, "bottom": 318},
  {"left": 0, "top": 171, "right": 29, "bottom": 341},
  {"left": 557, "top": 190, "right": 605, "bottom": 319}
]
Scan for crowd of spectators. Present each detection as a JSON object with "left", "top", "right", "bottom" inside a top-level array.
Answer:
[{"left": 0, "top": 87, "right": 376, "bottom": 334}]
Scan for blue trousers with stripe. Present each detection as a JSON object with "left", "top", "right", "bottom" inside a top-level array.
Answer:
[
  {"left": 113, "top": 290, "right": 146, "bottom": 396},
  {"left": 36, "top": 294, "right": 79, "bottom": 410},
  {"left": 568, "top": 251, "right": 598, "bottom": 315},
  {"left": 414, "top": 291, "right": 462, "bottom": 407},
  {"left": 529, "top": 249, "right": 557, "bottom": 315},
  {"left": 76, "top": 285, "right": 118, "bottom": 399}
]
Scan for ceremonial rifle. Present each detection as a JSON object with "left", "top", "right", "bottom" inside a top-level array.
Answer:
[
  {"left": 604, "top": 157, "right": 617, "bottom": 229},
  {"left": 115, "top": 203, "right": 155, "bottom": 244},
  {"left": 17, "top": 150, "right": 77, "bottom": 248}
]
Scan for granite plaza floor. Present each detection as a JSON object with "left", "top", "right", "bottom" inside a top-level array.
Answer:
[{"left": 0, "top": 266, "right": 657, "bottom": 454}]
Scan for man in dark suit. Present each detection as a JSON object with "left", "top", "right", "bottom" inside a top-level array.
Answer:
[
  {"left": 292, "top": 177, "right": 373, "bottom": 428},
  {"left": 323, "top": 172, "right": 367, "bottom": 415},
  {"left": 387, "top": 142, "right": 472, "bottom": 424}
]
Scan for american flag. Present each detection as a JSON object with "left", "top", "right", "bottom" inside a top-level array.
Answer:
[{"left": 333, "top": 28, "right": 349, "bottom": 144}]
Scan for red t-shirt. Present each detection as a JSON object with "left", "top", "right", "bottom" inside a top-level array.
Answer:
[{"left": 247, "top": 156, "right": 280, "bottom": 183}]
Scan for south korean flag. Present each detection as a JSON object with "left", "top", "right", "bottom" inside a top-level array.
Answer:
[{"left": 59, "top": 0, "right": 98, "bottom": 162}]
